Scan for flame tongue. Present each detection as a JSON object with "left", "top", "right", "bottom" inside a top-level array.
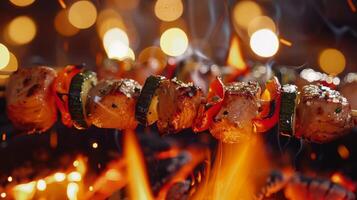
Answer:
[
  {"left": 124, "top": 130, "right": 154, "bottom": 200},
  {"left": 193, "top": 135, "right": 270, "bottom": 200}
]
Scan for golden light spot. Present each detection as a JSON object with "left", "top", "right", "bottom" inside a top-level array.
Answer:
[
  {"left": 0, "top": 44, "right": 10, "bottom": 69},
  {"left": 233, "top": 1, "right": 262, "bottom": 29},
  {"left": 68, "top": 171, "right": 82, "bottom": 182},
  {"left": 155, "top": 0, "right": 183, "bottom": 22},
  {"left": 9, "top": 0, "right": 35, "bottom": 7},
  {"left": 73, "top": 160, "right": 79, "bottom": 167},
  {"left": 92, "top": 142, "right": 98, "bottom": 149},
  {"left": 54, "top": 9, "right": 79, "bottom": 37},
  {"left": 67, "top": 182, "right": 79, "bottom": 200},
  {"left": 160, "top": 27, "right": 188, "bottom": 56},
  {"left": 105, "top": 169, "right": 122, "bottom": 181},
  {"left": 96, "top": 9, "right": 126, "bottom": 39},
  {"left": 7, "top": 176, "right": 12, "bottom": 182},
  {"left": 250, "top": 29, "right": 279, "bottom": 57},
  {"left": 103, "top": 28, "right": 133, "bottom": 61},
  {"left": 89, "top": 186, "right": 93, "bottom": 192},
  {"left": 319, "top": 48, "right": 346, "bottom": 75},
  {"left": 114, "top": 0, "right": 140, "bottom": 11},
  {"left": 247, "top": 16, "right": 276, "bottom": 36},
  {"left": 54, "top": 172, "right": 66, "bottom": 182},
  {"left": 138, "top": 46, "right": 167, "bottom": 71},
  {"left": 12, "top": 181, "right": 36, "bottom": 199},
  {"left": 0, "top": 192, "right": 5, "bottom": 198},
  {"left": 8, "top": 16, "right": 37, "bottom": 45},
  {"left": 337, "top": 145, "right": 350, "bottom": 159},
  {"left": 68, "top": 0, "right": 97, "bottom": 29},
  {"left": 36, "top": 180, "right": 46, "bottom": 191}
]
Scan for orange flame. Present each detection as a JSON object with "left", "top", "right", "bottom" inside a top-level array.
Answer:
[
  {"left": 227, "top": 36, "right": 246, "bottom": 71},
  {"left": 331, "top": 172, "right": 356, "bottom": 192},
  {"left": 192, "top": 135, "right": 270, "bottom": 200},
  {"left": 124, "top": 130, "right": 154, "bottom": 200}
]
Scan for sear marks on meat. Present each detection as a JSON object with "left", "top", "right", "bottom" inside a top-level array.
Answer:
[
  {"left": 157, "top": 78, "right": 203, "bottom": 134},
  {"left": 87, "top": 79, "right": 141, "bottom": 130},
  {"left": 6, "top": 66, "right": 57, "bottom": 133},
  {"left": 210, "top": 81, "right": 261, "bottom": 143},
  {"left": 296, "top": 84, "right": 353, "bottom": 143}
]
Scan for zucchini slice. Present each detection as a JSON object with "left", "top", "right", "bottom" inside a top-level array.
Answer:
[
  {"left": 135, "top": 75, "right": 165, "bottom": 126},
  {"left": 69, "top": 70, "right": 97, "bottom": 130},
  {"left": 279, "top": 84, "right": 298, "bottom": 137}
]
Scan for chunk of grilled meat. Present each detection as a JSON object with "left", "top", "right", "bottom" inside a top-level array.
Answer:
[
  {"left": 157, "top": 78, "right": 203, "bottom": 134},
  {"left": 87, "top": 79, "right": 141, "bottom": 130},
  {"left": 296, "top": 84, "right": 353, "bottom": 143},
  {"left": 210, "top": 81, "right": 261, "bottom": 143},
  {"left": 6, "top": 66, "right": 57, "bottom": 133}
]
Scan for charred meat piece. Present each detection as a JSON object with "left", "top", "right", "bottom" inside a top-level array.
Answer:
[
  {"left": 87, "top": 79, "right": 141, "bottom": 130},
  {"left": 296, "top": 84, "right": 353, "bottom": 143},
  {"left": 210, "top": 81, "right": 261, "bottom": 143},
  {"left": 6, "top": 66, "right": 57, "bottom": 133},
  {"left": 157, "top": 78, "right": 203, "bottom": 134}
]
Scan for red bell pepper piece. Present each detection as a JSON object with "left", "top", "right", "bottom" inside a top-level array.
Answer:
[
  {"left": 52, "top": 65, "right": 82, "bottom": 127},
  {"left": 193, "top": 77, "right": 225, "bottom": 132},
  {"left": 253, "top": 77, "right": 281, "bottom": 133}
]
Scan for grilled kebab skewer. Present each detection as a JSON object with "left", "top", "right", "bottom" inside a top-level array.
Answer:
[{"left": 5, "top": 66, "right": 356, "bottom": 143}]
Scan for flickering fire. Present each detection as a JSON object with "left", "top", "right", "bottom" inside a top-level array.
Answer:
[
  {"left": 192, "top": 135, "right": 270, "bottom": 200},
  {"left": 227, "top": 36, "right": 246, "bottom": 71},
  {"left": 124, "top": 130, "right": 154, "bottom": 200}
]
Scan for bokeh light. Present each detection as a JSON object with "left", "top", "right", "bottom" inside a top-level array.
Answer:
[
  {"left": 36, "top": 180, "right": 46, "bottom": 191},
  {"left": 155, "top": 0, "right": 184, "bottom": 22},
  {"left": 138, "top": 46, "right": 167, "bottom": 70},
  {"left": 103, "top": 28, "right": 134, "bottom": 61},
  {"left": 0, "top": 44, "right": 10, "bottom": 70},
  {"left": 54, "top": 9, "right": 79, "bottom": 37},
  {"left": 68, "top": 0, "right": 97, "bottom": 29},
  {"left": 7, "top": 16, "right": 37, "bottom": 45},
  {"left": 67, "top": 182, "right": 79, "bottom": 200},
  {"left": 250, "top": 29, "right": 279, "bottom": 57},
  {"left": 96, "top": 9, "right": 126, "bottom": 39},
  {"left": 319, "top": 48, "right": 346, "bottom": 75},
  {"left": 233, "top": 1, "right": 262, "bottom": 29},
  {"left": 3, "top": 52, "right": 18, "bottom": 72},
  {"left": 9, "top": 0, "right": 35, "bottom": 7},
  {"left": 337, "top": 145, "right": 350, "bottom": 160},
  {"left": 160, "top": 27, "right": 188, "bottom": 56},
  {"left": 247, "top": 16, "right": 276, "bottom": 36}
]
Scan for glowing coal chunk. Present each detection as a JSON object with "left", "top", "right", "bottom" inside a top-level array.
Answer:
[
  {"left": 160, "top": 27, "right": 188, "bottom": 57},
  {"left": 250, "top": 29, "right": 279, "bottom": 58},
  {"left": 68, "top": 0, "right": 97, "bottom": 29}
]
